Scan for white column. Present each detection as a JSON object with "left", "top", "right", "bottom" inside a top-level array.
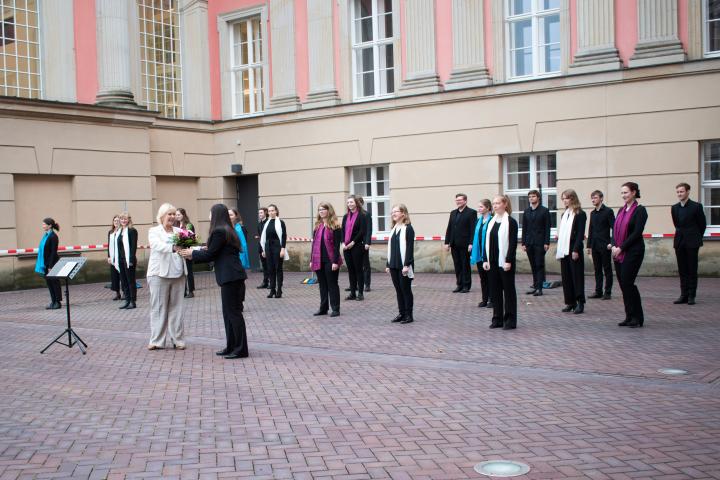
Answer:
[
  {"left": 304, "top": 0, "right": 340, "bottom": 108},
  {"left": 40, "top": 0, "right": 77, "bottom": 102},
  {"left": 629, "top": 0, "right": 686, "bottom": 67},
  {"left": 267, "top": 0, "right": 300, "bottom": 112},
  {"left": 569, "top": 0, "right": 621, "bottom": 73},
  {"left": 95, "top": 0, "right": 139, "bottom": 107},
  {"left": 446, "top": 0, "right": 491, "bottom": 90},
  {"left": 400, "top": 0, "right": 441, "bottom": 95},
  {"left": 179, "top": 0, "right": 211, "bottom": 119}
]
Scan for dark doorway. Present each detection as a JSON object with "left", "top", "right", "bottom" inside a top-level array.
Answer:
[{"left": 235, "top": 175, "right": 260, "bottom": 270}]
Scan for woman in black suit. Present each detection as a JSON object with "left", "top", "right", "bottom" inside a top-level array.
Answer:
[
  {"left": 483, "top": 195, "right": 519, "bottom": 330},
  {"left": 116, "top": 212, "right": 138, "bottom": 310},
  {"left": 386, "top": 204, "right": 415, "bottom": 324},
  {"left": 181, "top": 204, "right": 248, "bottom": 359},
  {"left": 260, "top": 204, "right": 288, "bottom": 298},
  {"left": 342, "top": 195, "right": 367, "bottom": 301},
  {"left": 557, "top": 189, "right": 587, "bottom": 314},
  {"left": 107, "top": 215, "right": 122, "bottom": 301},
  {"left": 35, "top": 217, "right": 62, "bottom": 309},
  {"left": 610, "top": 182, "right": 648, "bottom": 328}
]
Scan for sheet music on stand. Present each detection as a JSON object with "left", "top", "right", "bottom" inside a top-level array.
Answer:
[
  {"left": 41, "top": 256, "right": 89, "bottom": 355},
  {"left": 46, "top": 257, "right": 87, "bottom": 280}
]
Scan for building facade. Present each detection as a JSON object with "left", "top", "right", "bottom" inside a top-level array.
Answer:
[{"left": 1, "top": 0, "right": 719, "bottom": 289}]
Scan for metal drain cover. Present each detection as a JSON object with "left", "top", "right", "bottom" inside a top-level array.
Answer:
[
  {"left": 658, "top": 368, "right": 688, "bottom": 375},
  {"left": 474, "top": 460, "right": 530, "bottom": 477}
]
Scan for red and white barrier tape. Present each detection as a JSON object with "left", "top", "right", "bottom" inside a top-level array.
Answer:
[{"left": 2, "top": 233, "right": 718, "bottom": 257}]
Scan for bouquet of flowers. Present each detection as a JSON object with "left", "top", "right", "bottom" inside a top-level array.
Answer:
[{"left": 172, "top": 229, "right": 200, "bottom": 249}]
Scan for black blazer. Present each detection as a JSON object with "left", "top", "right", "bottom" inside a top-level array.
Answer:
[
  {"left": 363, "top": 210, "right": 373, "bottom": 245},
  {"left": 522, "top": 205, "right": 551, "bottom": 246},
  {"left": 386, "top": 224, "right": 415, "bottom": 268},
  {"left": 43, "top": 231, "right": 60, "bottom": 273},
  {"left": 256, "top": 219, "right": 267, "bottom": 252},
  {"left": 445, "top": 207, "right": 477, "bottom": 247},
  {"left": 562, "top": 210, "right": 586, "bottom": 254},
  {"left": 192, "top": 229, "right": 247, "bottom": 285},
  {"left": 488, "top": 217, "right": 519, "bottom": 265},
  {"left": 612, "top": 205, "right": 648, "bottom": 256},
  {"left": 118, "top": 227, "right": 138, "bottom": 267},
  {"left": 264, "top": 219, "right": 287, "bottom": 251},
  {"left": 586, "top": 205, "right": 615, "bottom": 251},
  {"left": 342, "top": 210, "right": 367, "bottom": 246},
  {"left": 672, "top": 200, "right": 706, "bottom": 249}
]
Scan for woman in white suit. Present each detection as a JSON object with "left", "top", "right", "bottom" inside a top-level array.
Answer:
[{"left": 146, "top": 203, "right": 187, "bottom": 350}]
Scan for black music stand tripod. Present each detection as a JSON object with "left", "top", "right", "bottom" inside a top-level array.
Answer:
[{"left": 41, "top": 257, "right": 88, "bottom": 355}]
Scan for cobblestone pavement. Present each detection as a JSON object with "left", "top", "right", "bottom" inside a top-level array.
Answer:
[{"left": 1, "top": 272, "right": 719, "bottom": 479}]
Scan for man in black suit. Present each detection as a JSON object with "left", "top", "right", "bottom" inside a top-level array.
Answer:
[
  {"left": 586, "top": 190, "right": 614, "bottom": 300},
  {"left": 672, "top": 182, "right": 707, "bottom": 305},
  {"left": 521, "top": 189, "right": 551, "bottom": 296},
  {"left": 445, "top": 193, "right": 476, "bottom": 293},
  {"left": 255, "top": 207, "right": 269, "bottom": 289}
]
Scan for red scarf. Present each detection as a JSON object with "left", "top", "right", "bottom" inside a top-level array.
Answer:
[{"left": 613, "top": 201, "right": 638, "bottom": 263}]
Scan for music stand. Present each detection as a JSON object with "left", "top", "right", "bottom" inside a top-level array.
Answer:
[{"left": 41, "top": 257, "right": 88, "bottom": 355}]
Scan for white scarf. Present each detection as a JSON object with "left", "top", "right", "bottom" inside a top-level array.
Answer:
[
  {"left": 108, "top": 230, "right": 119, "bottom": 271},
  {"left": 556, "top": 208, "right": 575, "bottom": 259},
  {"left": 387, "top": 224, "right": 414, "bottom": 279},
  {"left": 485, "top": 213, "right": 510, "bottom": 267},
  {"left": 113, "top": 227, "right": 132, "bottom": 269},
  {"left": 260, "top": 217, "right": 290, "bottom": 260}
]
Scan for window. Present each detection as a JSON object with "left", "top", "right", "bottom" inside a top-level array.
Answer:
[
  {"left": 506, "top": 0, "right": 560, "bottom": 79},
  {"left": 231, "top": 16, "right": 264, "bottom": 116},
  {"left": 705, "top": 0, "right": 720, "bottom": 56},
  {"left": 504, "top": 153, "right": 558, "bottom": 229},
  {"left": 351, "top": 0, "right": 395, "bottom": 100},
  {"left": 138, "top": 0, "right": 183, "bottom": 119},
  {"left": 350, "top": 166, "right": 390, "bottom": 234},
  {"left": 702, "top": 140, "right": 720, "bottom": 228},
  {"left": 0, "top": 0, "right": 41, "bottom": 99}
]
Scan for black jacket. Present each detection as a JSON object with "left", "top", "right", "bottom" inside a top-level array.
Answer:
[
  {"left": 562, "top": 210, "right": 587, "bottom": 254},
  {"left": 264, "top": 219, "right": 287, "bottom": 251},
  {"left": 256, "top": 218, "right": 267, "bottom": 252},
  {"left": 672, "top": 200, "right": 706, "bottom": 249},
  {"left": 445, "top": 207, "right": 477, "bottom": 247},
  {"left": 117, "top": 227, "right": 138, "bottom": 267},
  {"left": 386, "top": 224, "right": 415, "bottom": 268},
  {"left": 612, "top": 205, "right": 648, "bottom": 256},
  {"left": 43, "top": 231, "right": 60, "bottom": 273},
  {"left": 522, "top": 205, "right": 551, "bottom": 246},
  {"left": 488, "top": 217, "right": 519, "bottom": 265},
  {"left": 192, "top": 229, "right": 247, "bottom": 285},
  {"left": 342, "top": 210, "right": 367, "bottom": 246},
  {"left": 586, "top": 205, "right": 615, "bottom": 251}
]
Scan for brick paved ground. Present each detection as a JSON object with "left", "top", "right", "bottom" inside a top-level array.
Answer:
[{"left": 1, "top": 272, "right": 719, "bottom": 479}]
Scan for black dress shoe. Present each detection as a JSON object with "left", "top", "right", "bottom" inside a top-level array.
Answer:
[
  {"left": 313, "top": 310, "right": 328, "bottom": 316},
  {"left": 561, "top": 305, "right": 575, "bottom": 312},
  {"left": 185, "top": 292, "right": 194, "bottom": 298},
  {"left": 392, "top": 314, "right": 404, "bottom": 323},
  {"left": 502, "top": 324, "right": 517, "bottom": 330},
  {"left": 345, "top": 294, "right": 356, "bottom": 301},
  {"left": 533, "top": 290, "right": 543, "bottom": 296},
  {"left": 573, "top": 303, "right": 584, "bottom": 314},
  {"left": 400, "top": 315, "right": 414, "bottom": 324},
  {"left": 224, "top": 353, "right": 248, "bottom": 359},
  {"left": 627, "top": 319, "right": 642, "bottom": 328},
  {"left": 329, "top": 311, "right": 340, "bottom": 317},
  {"left": 588, "top": 292, "right": 603, "bottom": 299},
  {"left": 365, "top": 286, "right": 372, "bottom": 292},
  {"left": 50, "top": 302, "right": 62, "bottom": 310},
  {"left": 460, "top": 288, "right": 470, "bottom": 293},
  {"left": 112, "top": 293, "right": 122, "bottom": 301},
  {"left": 256, "top": 283, "right": 268, "bottom": 289},
  {"left": 119, "top": 301, "right": 130, "bottom": 309},
  {"left": 267, "top": 291, "right": 276, "bottom": 298},
  {"left": 673, "top": 296, "right": 688, "bottom": 304},
  {"left": 478, "top": 301, "right": 488, "bottom": 308},
  {"left": 216, "top": 349, "right": 230, "bottom": 356},
  {"left": 275, "top": 290, "right": 282, "bottom": 298},
  {"left": 452, "top": 287, "right": 463, "bottom": 293},
  {"left": 127, "top": 301, "right": 136, "bottom": 309},
  {"left": 618, "top": 319, "right": 631, "bottom": 326},
  {"left": 526, "top": 289, "right": 537, "bottom": 295},
  {"left": 688, "top": 297, "right": 696, "bottom": 305},
  {"left": 489, "top": 323, "right": 503, "bottom": 329},
  {"left": 602, "top": 293, "right": 611, "bottom": 300},
  {"left": 356, "top": 294, "right": 364, "bottom": 301}
]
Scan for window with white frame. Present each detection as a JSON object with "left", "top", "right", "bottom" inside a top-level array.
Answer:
[
  {"left": 0, "top": 0, "right": 41, "bottom": 99},
  {"left": 138, "top": 0, "right": 183, "bottom": 119},
  {"left": 351, "top": 0, "right": 394, "bottom": 100},
  {"left": 231, "top": 16, "right": 264, "bottom": 116},
  {"left": 702, "top": 140, "right": 720, "bottom": 228},
  {"left": 350, "top": 166, "right": 390, "bottom": 233},
  {"left": 705, "top": 0, "right": 720, "bottom": 56},
  {"left": 506, "top": 0, "right": 561, "bottom": 79},
  {"left": 504, "top": 153, "right": 558, "bottom": 229}
]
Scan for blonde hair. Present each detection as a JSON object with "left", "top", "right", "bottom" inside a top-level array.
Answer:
[
  {"left": 561, "top": 189, "right": 582, "bottom": 213},
  {"left": 155, "top": 203, "right": 176, "bottom": 225},
  {"left": 493, "top": 195, "right": 513, "bottom": 215},
  {"left": 119, "top": 211, "right": 134, "bottom": 227},
  {"left": 314, "top": 202, "right": 341, "bottom": 230},
  {"left": 390, "top": 203, "right": 411, "bottom": 227}
]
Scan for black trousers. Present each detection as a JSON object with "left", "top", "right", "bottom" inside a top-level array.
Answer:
[
  {"left": 259, "top": 247, "right": 269, "bottom": 285},
  {"left": 560, "top": 255, "right": 585, "bottom": 306},
  {"left": 488, "top": 265, "right": 517, "bottom": 328},
  {"left": 451, "top": 245, "right": 472, "bottom": 290},
  {"left": 185, "top": 260, "right": 195, "bottom": 293},
  {"left": 526, "top": 245, "right": 546, "bottom": 290},
  {"left": 675, "top": 247, "right": 699, "bottom": 298},
  {"left": 475, "top": 263, "right": 490, "bottom": 303},
  {"left": 362, "top": 247, "right": 371, "bottom": 288},
  {"left": 110, "top": 265, "right": 120, "bottom": 293},
  {"left": 344, "top": 245, "right": 365, "bottom": 295},
  {"left": 316, "top": 262, "right": 340, "bottom": 313},
  {"left": 220, "top": 280, "right": 248, "bottom": 356},
  {"left": 266, "top": 249, "right": 284, "bottom": 292},
  {"left": 118, "top": 261, "right": 137, "bottom": 301},
  {"left": 389, "top": 268, "right": 414, "bottom": 316},
  {"left": 45, "top": 275, "right": 62, "bottom": 304},
  {"left": 615, "top": 255, "right": 644, "bottom": 324},
  {"left": 591, "top": 247, "right": 613, "bottom": 295}
]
